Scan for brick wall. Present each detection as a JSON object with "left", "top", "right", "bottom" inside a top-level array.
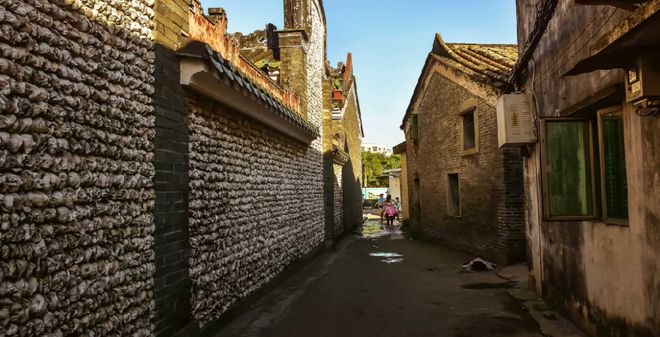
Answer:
[
  {"left": 152, "top": 44, "right": 192, "bottom": 337},
  {"left": 278, "top": 32, "right": 308, "bottom": 118},
  {"left": 497, "top": 147, "right": 526, "bottom": 263},
  {"left": 153, "top": 0, "right": 189, "bottom": 50},
  {"left": 323, "top": 152, "right": 336, "bottom": 241},
  {"left": 151, "top": 0, "right": 193, "bottom": 335},
  {"left": 0, "top": 0, "right": 156, "bottom": 335},
  {"left": 341, "top": 85, "right": 364, "bottom": 231},
  {"left": 333, "top": 164, "right": 344, "bottom": 236},
  {"left": 408, "top": 72, "right": 525, "bottom": 264},
  {"left": 322, "top": 77, "right": 336, "bottom": 241},
  {"left": 403, "top": 118, "right": 421, "bottom": 231}
]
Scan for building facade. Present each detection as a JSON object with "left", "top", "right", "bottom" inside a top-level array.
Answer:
[
  {"left": 236, "top": 20, "right": 364, "bottom": 245},
  {"left": 0, "top": 0, "right": 362, "bottom": 336},
  {"left": 399, "top": 34, "right": 526, "bottom": 264},
  {"left": 511, "top": 1, "right": 660, "bottom": 336},
  {"left": 322, "top": 53, "right": 365, "bottom": 242},
  {"left": 393, "top": 142, "right": 410, "bottom": 221}
]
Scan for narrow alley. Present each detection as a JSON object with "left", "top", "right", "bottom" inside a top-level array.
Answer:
[
  {"left": 212, "top": 214, "right": 582, "bottom": 337},
  {"left": 1, "top": 0, "right": 659, "bottom": 336}
]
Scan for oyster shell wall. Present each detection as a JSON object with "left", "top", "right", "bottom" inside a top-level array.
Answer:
[
  {"left": 187, "top": 96, "right": 324, "bottom": 327},
  {"left": 0, "top": 0, "right": 156, "bottom": 335}
]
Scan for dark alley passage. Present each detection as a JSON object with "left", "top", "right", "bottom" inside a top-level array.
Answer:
[{"left": 212, "top": 215, "right": 550, "bottom": 337}]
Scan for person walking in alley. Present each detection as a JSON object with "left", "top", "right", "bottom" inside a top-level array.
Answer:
[
  {"left": 394, "top": 197, "right": 402, "bottom": 221},
  {"left": 376, "top": 193, "right": 385, "bottom": 209},
  {"left": 381, "top": 195, "right": 398, "bottom": 227}
]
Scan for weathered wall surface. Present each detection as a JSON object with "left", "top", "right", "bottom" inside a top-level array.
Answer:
[
  {"left": 407, "top": 72, "right": 525, "bottom": 264},
  {"left": 516, "top": 0, "right": 628, "bottom": 114},
  {"left": 152, "top": 46, "right": 191, "bottom": 337},
  {"left": 402, "top": 120, "right": 421, "bottom": 231},
  {"left": 517, "top": 1, "right": 660, "bottom": 336},
  {"left": 524, "top": 104, "right": 659, "bottom": 337},
  {"left": 186, "top": 93, "right": 324, "bottom": 327},
  {"left": 399, "top": 152, "right": 410, "bottom": 221},
  {"left": 306, "top": 1, "right": 324, "bottom": 130},
  {"left": 332, "top": 164, "right": 343, "bottom": 236},
  {"left": 323, "top": 81, "right": 363, "bottom": 239},
  {"left": 340, "top": 86, "right": 364, "bottom": 231},
  {"left": 0, "top": 0, "right": 156, "bottom": 335}
]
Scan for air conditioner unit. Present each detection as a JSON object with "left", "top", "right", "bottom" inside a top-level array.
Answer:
[
  {"left": 625, "top": 57, "right": 660, "bottom": 106},
  {"left": 496, "top": 93, "right": 536, "bottom": 148}
]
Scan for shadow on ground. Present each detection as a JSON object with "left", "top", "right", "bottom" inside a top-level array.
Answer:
[{"left": 212, "top": 213, "right": 583, "bottom": 337}]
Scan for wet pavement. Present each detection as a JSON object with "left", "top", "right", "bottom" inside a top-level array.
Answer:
[{"left": 213, "top": 214, "right": 549, "bottom": 337}]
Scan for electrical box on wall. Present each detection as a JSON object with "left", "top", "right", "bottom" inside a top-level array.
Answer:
[
  {"left": 625, "top": 57, "right": 660, "bottom": 106},
  {"left": 496, "top": 93, "right": 536, "bottom": 148}
]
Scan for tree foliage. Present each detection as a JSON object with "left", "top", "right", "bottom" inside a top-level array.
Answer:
[{"left": 362, "top": 152, "right": 401, "bottom": 187}]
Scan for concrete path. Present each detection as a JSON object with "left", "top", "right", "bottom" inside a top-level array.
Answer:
[{"left": 213, "top": 215, "right": 572, "bottom": 337}]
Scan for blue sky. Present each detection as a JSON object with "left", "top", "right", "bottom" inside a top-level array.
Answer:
[{"left": 201, "top": 1, "right": 518, "bottom": 148}]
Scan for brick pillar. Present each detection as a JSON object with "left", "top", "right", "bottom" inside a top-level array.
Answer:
[
  {"left": 497, "top": 147, "right": 526, "bottom": 264},
  {"left": 322, "top": 77, "right": 336, "bottom": 242},
  {"left": 278, "top": 0, "right": 310, "bottom": 117},
  {"left": 152, "top": 1, "right": 194, "bottom": 336},
  {"left": 278, "top": 31, "right": 309, "bottom": 117}
]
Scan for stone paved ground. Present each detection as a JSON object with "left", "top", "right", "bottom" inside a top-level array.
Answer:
[{"left": 213, "top": 214, "right": 584, "bottom": 337}]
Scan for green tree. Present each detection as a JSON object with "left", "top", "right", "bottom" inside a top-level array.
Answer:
[{"left": 362, "top": 152, "right": 401, "bottom": 187}]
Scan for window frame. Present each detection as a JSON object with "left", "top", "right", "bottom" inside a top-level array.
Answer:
[
  {"left": 460, "top": 107, "right": 479, "bottom": 156},
  {"left": 447, "top": 173, "right": 461, "bottom": 218},
  {"left": 597, "top": 106, "right": 629, "bottom": 226},
  {"left": 410, "top": 114, "right": 419, "bottom": 142},
  {"left": 540, "top": 118, "right": 599, "bottom": 221}
]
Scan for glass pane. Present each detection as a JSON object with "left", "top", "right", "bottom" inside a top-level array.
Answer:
[
  {"left": 411, "top": 115, "right": 419, "bottom": 139},
  {"left": 545, "top": 121, "right": 593, "bottom": 217},
  {"left": 463, "top": 111, "right": 475, "bottom": 149},
  {"left": 601, "top": 112, "right": 628, "bottom": 219}
]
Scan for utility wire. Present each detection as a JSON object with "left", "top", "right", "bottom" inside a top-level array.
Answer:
[{"left": 505, "top": 0, "right": 560, "bottom": 92}]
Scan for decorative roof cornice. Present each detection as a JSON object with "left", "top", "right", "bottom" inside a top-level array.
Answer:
[{"left": 178, "top": 40, "right": 320, "bottom": 142}]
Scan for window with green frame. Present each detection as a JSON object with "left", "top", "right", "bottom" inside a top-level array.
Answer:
[
  {"left": 542, "top": 119, "right": 595, "bottom": 219},
  {"left": 541, "top": 107, "right": 629, "bottom": 223},
  {"left": 598, "top": 108, "right": 628, "bottom": 223}
]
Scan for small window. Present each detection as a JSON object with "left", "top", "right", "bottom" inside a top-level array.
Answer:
[
  {"left": 541, "top": 119, "right": 596, "bottom": 219},
  {"left": 447, "top": 173, "right": 460, "bottom": 217},
  {"left": 460, "top": 108, "right": 478, "bottom": 155},
  {"left": 463, "top": 110, "right": 476, "bottom": 149},
  {"left": 598, "top": 108, "right": 628, "bottom": 223},
  {"left": 410, "top": 114, "right": 419, "bottom": 140}
]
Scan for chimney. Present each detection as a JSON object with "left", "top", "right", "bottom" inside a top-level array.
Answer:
[{"left": 208, "top": 7, "right": 228, "bottom": 32}]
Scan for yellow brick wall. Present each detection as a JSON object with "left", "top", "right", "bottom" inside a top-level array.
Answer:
[{"left": 153, "top": 0, "right": 190, "bottom": 50}]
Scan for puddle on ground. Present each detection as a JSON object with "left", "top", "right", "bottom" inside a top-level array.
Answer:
[
  {"left": 358, "top": 219, "right": 404, "bottom": 239},
  {"left": 369, "top": 252, "right": 403, "bottom": 258},
  {"left": 381, "top": 258, "right": 404, "bottom": 264},
  {"left": 461, "top": 282, "right": 515, "bottom": 289}
]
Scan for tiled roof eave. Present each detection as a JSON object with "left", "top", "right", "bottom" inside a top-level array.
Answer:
[
  {"left": 178, "top": 41, "right": 320, "bottom": 141},
  {"left": 205, "top": 45, "right": 319, "bottom": 138},
  {"left": 432, "top": 55, "right": 510, "bottom": 89}
]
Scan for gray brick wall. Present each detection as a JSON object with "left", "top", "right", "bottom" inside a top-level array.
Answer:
[
  {"left": 498, "top": 147, "right": 526, "bottom": 263},
  {"left": 153, "top": 44, "right": 192, "bottom": 337}
]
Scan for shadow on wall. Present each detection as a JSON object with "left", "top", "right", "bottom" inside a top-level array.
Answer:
[{"left": 343, "top": 139, "right": 364, "bottom": 232}]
